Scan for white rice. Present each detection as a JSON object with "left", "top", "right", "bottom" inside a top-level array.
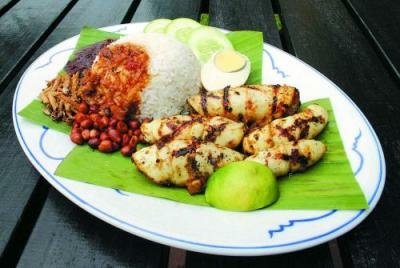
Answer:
[{"left": 113, "top": 33, "right": 201, "bottom": 119}]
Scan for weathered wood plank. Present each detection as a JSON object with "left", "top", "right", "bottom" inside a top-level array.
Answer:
[
  {"left": 132, "top": 0, "right": 202, "bottom": 22},
  {"left": 279, "top": 0, "right": 400, "bottom": 267},
  {"left": 186, "top": 244, "right": 333, "bottom": 268},
  {"left": 0, "top": 0, "right": 16, "bottom": 13},
  {"left": 168, "top": 248, "right": 187, "bottom": 268},
  {"left": 0, "top": 0, "right": 141, "bottom": 263},
  {"left": 17, "top": 189, "right": 168, "bottom": 267},
  {"left": 209, "top": 0, "right": 282, "bottom": 48},
  {"left": 0, "top": 0, "right": 72, "bottom": 90},
  {"left": 346, "top": 0, "right": 400, "bottom": 79}
]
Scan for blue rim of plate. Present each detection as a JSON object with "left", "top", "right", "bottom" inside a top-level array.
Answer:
[{"left": 12, "top": 25, "right": 385, "bottom": 255}]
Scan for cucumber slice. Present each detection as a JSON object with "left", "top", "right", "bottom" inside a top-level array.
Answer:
[
  {"left": 143, "top": 19, "right": 172, "bottom": 33},
  {"left": 188, "top": 26, "right": 234, "bottom": 64},
  {"left": 165, "top": 18, "right": 201, "bottom": 37},
  {"left": 175, "top": 27, "right": 195, "bottom": 43}
]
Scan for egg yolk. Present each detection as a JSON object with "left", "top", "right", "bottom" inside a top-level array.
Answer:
[{"left": 214, "top": 50, "right": 246, "bottom": 72}]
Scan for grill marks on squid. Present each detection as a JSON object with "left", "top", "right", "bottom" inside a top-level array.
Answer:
[
  {"left": 142, "top": 115, "right": 244, "bottom": 149},
  {"left": 222, "top": 86, "right": 232, "bottom": 112},
  {"left": 204, "top": 123, "right": 227, "bottom": 142},
  {"left": 280, "top": 148, "right": 310, "bottom": 170},
  {"left": 200, "top": 88, "right": 208, "bottom": 115},
  {"left": 188, "top": 84, "right": 301, "bottom": 124},
  {"left": 275, "top": 115, "right": 325, "bottom": 141},
  {"left": 156, "top": 117, "right": 203, "bottom": 148}
]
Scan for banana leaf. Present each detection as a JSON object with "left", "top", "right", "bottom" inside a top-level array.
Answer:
[
  {"left": 17, "top": 26, "right": 367, "bottom": 210},
  {"left": 18, "top": 99, "right": 71, "bottom": 134},
  {"left": 54, "top": 98, "right": 368, "bottom": 210}
]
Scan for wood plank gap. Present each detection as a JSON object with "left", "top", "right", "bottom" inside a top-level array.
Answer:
[
  {"left": 0, "top": 178, "right": 49, "bottom": 267},
  {"left": 167, "top": 247, "right": 187, "bottom": 268},
  {"left": 0, "top": 0, "right": 19, "bottom": 17},
  {"left": 271, "top": 0, "right": 295, "bottom": 54},
  {"left": 341, "top": 0, "right": 400, "bottom": 84},
  {"left": 0, "top": 0, "right": 78, "bottom": 95},
  {"left": 199, "top": 0, "right": 209, "bottom": 18},
  {"left": 121, "top": 0, "right": 142, "bottom": 24},
  {"left": 335, "top": 236, "right": 357, "bottom": 268},
  {"left": 328, "top": 239, "right": 344, "bottom": 268}
]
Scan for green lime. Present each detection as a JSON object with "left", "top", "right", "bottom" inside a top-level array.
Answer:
[{"left": 205, "top": 161, "right": 279, "bottom": 211}]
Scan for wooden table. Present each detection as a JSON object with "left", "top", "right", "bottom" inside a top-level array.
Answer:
[{"left": 1, "top": 0, "right": 399, "bottom": 267}]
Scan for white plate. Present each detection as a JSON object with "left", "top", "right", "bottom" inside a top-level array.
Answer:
[{"left": 13, "top": 23, "right": 385, "bottom": 256}]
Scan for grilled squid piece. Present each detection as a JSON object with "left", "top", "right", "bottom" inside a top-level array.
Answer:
[
  {"left": 141, "top": 115, "right": 244, "bottom": 148},
  {"left": 245, "top": 140, "right": 326, "bottom": 177},
  {"left": 132, "top": 139, "right": 244, "bottom": 194},
  {"left": 243, "top": 104, "right": 328, "bottom": 154},
  {"left": 187, "top": 84, "right": 300, "bottom": 123}
]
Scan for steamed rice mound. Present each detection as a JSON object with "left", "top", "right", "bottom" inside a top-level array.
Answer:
[{"left": 113, "top": 33, "right": 201, "bottom": 119}]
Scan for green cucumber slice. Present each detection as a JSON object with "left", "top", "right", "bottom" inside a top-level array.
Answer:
[
  {"left": 143, "top": 19, "right": 172, "bottom": 33},
  {"left": 175, "top": 27, "right": 195, "bottom": 43},
  {"left": 188, "top": 26, "right": 234, "bottom": 64},
  {"left": 165, "top": 18, "right": 201, "bottom": 37}
]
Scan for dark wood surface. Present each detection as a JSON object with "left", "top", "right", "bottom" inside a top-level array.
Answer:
[
  {"left": 17, "top": 189, "right": 168, "bottom": 267},
  {"left": 279, "top": 0, "right": 400, "bottom": 267},
  {"left": 345, "top": 0, "right": 400, "bottom": 79},
  {"left": 132, "top": 0, "right": 202, "bottom": 22},
  {"left": 0, "top": 0, "right": 399, "bottom": 267},
  {"left": 209, "top": 0, "right": 282, "bottom": 48},
  {"left": 0, "top": 0, "right": 134, "bottom": 265},
  {"left": 0, "top": 0, "right": 72, "bottom": 91},
  {"left": 0, "top": 0, "right": 16, "bottom": 14}
]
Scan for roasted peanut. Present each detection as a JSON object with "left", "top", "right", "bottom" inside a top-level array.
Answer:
[
  {"left": 74, "top": 113, "right": 87, "bottom": 123},
  {"left": 100, "top": 132, "right": 110, "bottom": 141},
  {"left": 138, "top": 134, "right": 144, "bottom": 142},
  {"left": 89, "top": 129, "right": 100, "bottom": 139},
  {"left": 128, "top": 120, "right": 139, "bottom": 130},
  {"left": 97, "top": 116, "right": 109, "bottom": 130},
  {"left": 89, "top": 113, "right": 101, "bottom": 122},
  {"left": 89, "top": 105, "right": 98, "bottom": 113},
  {"left": 112, "top": 142, "right": 120, "bottom": 151},
  {"left": 108, "top": 129, "right": 121, "bottom": 143},
  {"left": 122, "top": 134, "right": 130, "bottom": 146},
  {"left": 80, "top": 119, "right": 93, "bottom": 129},
  {"left": 117, "top": 121, "right": 128, "bottom": 133},
  {"left": 133, "top": 129, "right": 141, "bottom": 136},
  {"left": 109, "top": 118, "right": 118, "bottom": 128},
  {"left": 121, "top": 145, "right": 134, "bottom": 156},
  {"left": 88, "top": 138, "right": 100, "bottom": 148},
  {"left": 78, "top": 102, "right": 89, "bottom": 114},
  {"left": 129, "top": 135, "right": 138, "bottom": 147},
  {"left": 81, "top": 129, "right": 90, "bottom": 140},
  {"left": 71, "top": 126, "right": 81, "bottom": 134},
  {"left": 98, "top": 140, "right": 113, "bottom": 152},
  {"left": 70, "top": 132, "right": 83, "bottom": 145}
]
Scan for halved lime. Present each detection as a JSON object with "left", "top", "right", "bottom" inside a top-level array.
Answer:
[
  {"left": 205, "top": 161, "right": 279, "bottom": 211},
  {"left": 188, "top": 26, "right": 233, "bottom": 64},
  {"left": 165, "top": 18, "right": 201, "bottom": 37},
  {"left": 143, "top": 19, "right": 172, "bottom": 33}
]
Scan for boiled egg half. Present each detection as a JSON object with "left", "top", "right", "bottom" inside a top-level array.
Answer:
[{"left": 201, "top": 50, "right": 251, "bottom": 91}]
